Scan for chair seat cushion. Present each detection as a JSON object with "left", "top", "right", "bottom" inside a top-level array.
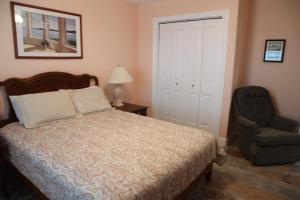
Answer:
[{"left": 255, "top": 128, "right": 300, "bottom": 146}]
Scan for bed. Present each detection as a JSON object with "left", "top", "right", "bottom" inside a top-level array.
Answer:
[{"left": 0, "top": 72, "right": 218, "bottom": 200}]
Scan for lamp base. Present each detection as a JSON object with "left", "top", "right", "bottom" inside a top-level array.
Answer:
[
  {"left": 112, "top": 84, "right": 125, "bottom": 107},
  {"left": 112, "top": 99, "right": 124, "bottom": 107}
]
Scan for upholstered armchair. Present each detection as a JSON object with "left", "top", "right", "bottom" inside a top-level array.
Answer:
[{"left": 233, "top": 86, "right": 300, "bottom": 166}]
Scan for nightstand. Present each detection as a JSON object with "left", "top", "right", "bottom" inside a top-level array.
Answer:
[
  {"left": 115, "top": 102, "right": 148, "bottom": 116},
  {"left": 0, "top": 140, "right": 8, "bottom": 198}
]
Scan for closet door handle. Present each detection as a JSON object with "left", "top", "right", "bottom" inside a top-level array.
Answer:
[
  {"left": 176, "top": 82, "right": 179, "bottom": 86},
  {"left": 192, "top": 84, "right": 195, "bottom": 87}
]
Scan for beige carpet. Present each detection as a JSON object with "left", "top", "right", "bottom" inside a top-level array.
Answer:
[{"left": 1, "top": 150, "right": 299, "bottom": 200}]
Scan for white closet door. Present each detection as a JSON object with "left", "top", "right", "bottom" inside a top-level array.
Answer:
[
  {"left": 169, "top": 22, "right": 188, "bottom": 124},
  {"left": 158, "top": 22, "right": 188, "bottom": 124},
  {"left": 183, "top": 20, "right": 205, "bottom": 127},
  {"left": 157, "top": 18, "right": 225, "bottom": 135},
  {"left": 198, "top": 19, "right": 224, "bottom": 135},
  {"left": 157, "top": 23, "right": 174, "bottom": 120}
]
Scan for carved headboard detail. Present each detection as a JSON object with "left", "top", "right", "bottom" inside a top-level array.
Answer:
[{"left": 0, "top": 72, "right": 99, "bottom": 128}]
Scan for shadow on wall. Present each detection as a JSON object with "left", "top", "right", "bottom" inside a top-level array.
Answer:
[{"left": 0, "top": 86, "right": 9, "bottom": 120}]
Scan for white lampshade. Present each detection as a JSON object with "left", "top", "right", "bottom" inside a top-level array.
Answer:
[{"left": 108, "top": 66, "right": 133, "bottom": 84}]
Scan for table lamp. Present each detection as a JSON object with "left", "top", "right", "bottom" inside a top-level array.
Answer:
[{"left": 108, "top": 65, "right": 133, "bottom": 107}]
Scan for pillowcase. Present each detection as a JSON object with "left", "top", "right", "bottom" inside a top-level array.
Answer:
[
  {"left": 10, "top": 90, "right": 77, "bottom": 128},
  {"left": 70, "top": 87, "right": 112, "bottom": 114},
  {"left": 9, "top": 96, "right": 24, "bottom": 124}
]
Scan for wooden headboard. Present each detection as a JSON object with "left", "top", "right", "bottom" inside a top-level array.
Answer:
[{"left": 0, "top": 72, "right": 98, "bottom": 128}]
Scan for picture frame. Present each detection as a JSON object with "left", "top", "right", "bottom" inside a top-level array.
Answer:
[
  {"left": 263, "top": 39, "right": 285, "bottom": 63},
  {"left": 10, "top": 1, "right": 83, "bottom": 59}
]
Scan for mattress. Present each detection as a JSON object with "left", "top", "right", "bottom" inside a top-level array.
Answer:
[{"left": 0, "top": 110, "right": 217, "bottom": 200}]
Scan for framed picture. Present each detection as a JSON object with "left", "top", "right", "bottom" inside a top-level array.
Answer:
[
  {"left": 263, "top": 39, "right": 285, "bottom": 63},
  {"left": 10, "top": 2, "right": 83, "bottom": 59}
]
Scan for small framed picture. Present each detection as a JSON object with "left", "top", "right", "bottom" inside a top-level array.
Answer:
[
  {"left": 263, "top": 39, "right": 286, "bottom": 63},
  {"left": 10, "top": 1, "right": 83, "bottom": 59}
]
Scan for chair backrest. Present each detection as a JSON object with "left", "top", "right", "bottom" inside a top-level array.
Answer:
[{"left": 233, "top": 86, "right": 275, "bottom": 127}]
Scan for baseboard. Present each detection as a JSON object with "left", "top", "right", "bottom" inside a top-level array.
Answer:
[{"left": 217, "top": 137, "right": 227, "bottom": 147}]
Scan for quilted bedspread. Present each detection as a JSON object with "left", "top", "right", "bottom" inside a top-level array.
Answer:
[{"left": 0, "top": 110, "right": 217, "bottom": 200}]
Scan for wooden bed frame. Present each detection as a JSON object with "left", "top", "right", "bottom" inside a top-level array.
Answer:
[{"left": 0, "top": 72, "right": 213, "bottom": 200}]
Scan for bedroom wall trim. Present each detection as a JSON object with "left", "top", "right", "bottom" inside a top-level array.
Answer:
[{"left": 152, "top": 10, "right": 230, "bottom": 136}]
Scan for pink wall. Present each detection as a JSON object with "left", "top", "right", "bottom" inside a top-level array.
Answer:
[
  {"left": 4, "top": 0, "right": 296, "bottom": 138},
  {"left": 243, "top": 0, "right": 300, "bottom": 121},
  {"left": 233, "top": 0, "right": 251, "bottom": 88},
  {"left": 136, "top": 0, "right": 240, "bottom": 137},
  {"left": 0, "top": 0, "right": 138, "bottom": 118}
]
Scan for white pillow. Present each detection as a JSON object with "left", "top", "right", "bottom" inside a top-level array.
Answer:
[
  {"left": 70, "top": 87, "right": 112, "bottom": 114},
  {"left": 10, "top": 90, "right": 77, "bottom": 128},
  {"left": 9, "top": 96, "right": 24, "bottom": 124}
]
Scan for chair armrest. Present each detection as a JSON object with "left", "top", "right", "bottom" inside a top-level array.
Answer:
[
  {"left": 237, "top": 116, "right": 259, "bottom": 132},
  {"left": 237, "top": 116, "right": 259, "bottom": 156},
  {"left": 270, "top": 115, "right": 299, "bottom": 132}
]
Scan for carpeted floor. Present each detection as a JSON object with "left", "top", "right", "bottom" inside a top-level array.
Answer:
[
  {"left": 186, "top": 151, "right": 300, "bottom": 200},
  {"left": 1, "top": 149, "right": 299, "bottom": 200}
]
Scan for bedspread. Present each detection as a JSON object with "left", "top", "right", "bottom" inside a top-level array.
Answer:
[{"left": 0, "top": 110, "right": 217, "bottom": 200}]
